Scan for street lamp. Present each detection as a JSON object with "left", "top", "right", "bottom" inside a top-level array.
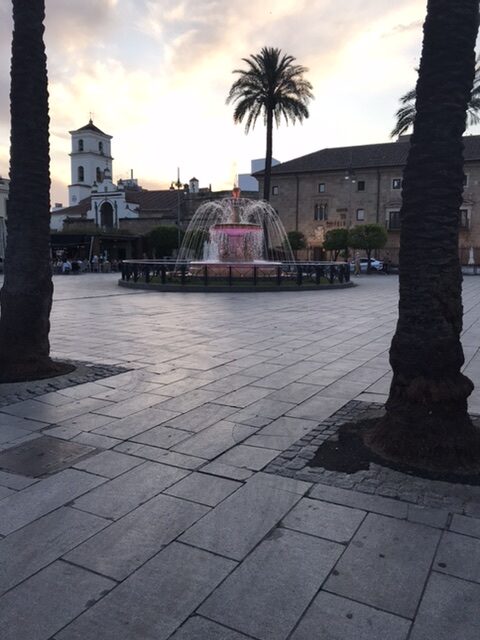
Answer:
[
  {"left": 170, "top": 167, "right": 183, "bottom": 252},
  {"left": 344, "top": 169, "right": 356, "bottom": 229}
]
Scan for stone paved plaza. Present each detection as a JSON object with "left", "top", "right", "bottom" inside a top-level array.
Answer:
[{"left": 1, "top": 273, "right": 480, "bottom": 640}]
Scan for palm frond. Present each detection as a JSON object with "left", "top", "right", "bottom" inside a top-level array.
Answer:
[
  {"left": 226, "top": 46, "right": 313, "bottom": 134},
  {"left": 392, "top": 57, "right": 480, "bottom": 138}
]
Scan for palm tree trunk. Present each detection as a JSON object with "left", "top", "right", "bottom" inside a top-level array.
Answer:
[
  {"left": 263, "top": 107, "right": 274, "bottom": 201},
  {"left": 366, "top": 0, "right": 480, "bottom": 471},
  {"left": 0, "top": 1, "right": 72, "bottom": 382}
]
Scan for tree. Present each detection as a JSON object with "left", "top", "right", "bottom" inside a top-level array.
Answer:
[
  {"left": 323, "top": 228, "right": 349, "bottom": 261},
  {"left": 146, "top": 225, "right": 184, "bottom": 258},
  {"left": 348, "top": 224, "right": 387, "bottom": 270},
  {"left": 0, "top": 2, "right": 73, "bottom": 382},
  {"left": 391, "top": 59, "right": 480, "bottom": 138},
  {"left": 287, "top": 230, "right": 306, "bottom": 259},
  {"left": 227, "top": 47, "right": 313, "bottom": 201},
  {"left": 366, "top": 0, "right": 480, "bottom": 472}
]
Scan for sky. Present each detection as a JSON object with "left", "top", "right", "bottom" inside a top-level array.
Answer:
[{"left": 0, "top": 0, "right": 478, "bottom": 205}]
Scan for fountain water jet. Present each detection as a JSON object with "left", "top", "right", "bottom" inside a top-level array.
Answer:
[{"left": 177, "top": 188, "right": 294, "bottom": 276}]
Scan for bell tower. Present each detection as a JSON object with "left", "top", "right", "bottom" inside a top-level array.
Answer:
[{"left": 68, "top": 119, "right": 113, "bottom": 206}]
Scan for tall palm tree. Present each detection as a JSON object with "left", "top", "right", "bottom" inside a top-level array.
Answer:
[
  {"left": 366, "top": 0, "right": 480, "bottom": 472},
  {"left": 0, "top": 1, "right": 72, "bottom": 382},
  {"left": 391, "top": 59, "right": 480, "bottom": 138},
  {"left": 227, "top": 47, "right": 313, "bottom": 201}
]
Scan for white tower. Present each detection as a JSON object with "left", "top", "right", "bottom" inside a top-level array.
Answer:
[{"left": 68, "top": 120, "right": 113, "bottom": 206}]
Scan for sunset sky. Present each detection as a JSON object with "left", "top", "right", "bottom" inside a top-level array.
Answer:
[{"left": 0, "top": 0, "right": 478, "bottom": 205}]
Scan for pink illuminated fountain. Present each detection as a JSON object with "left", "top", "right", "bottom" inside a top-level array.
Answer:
[{"left": 177, "top": 187, "right": 294, "bottom": 276}]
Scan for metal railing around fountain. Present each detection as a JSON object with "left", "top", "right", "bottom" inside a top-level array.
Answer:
[{"left": 120, "top": 260, "right": 351, "bottom": 289}]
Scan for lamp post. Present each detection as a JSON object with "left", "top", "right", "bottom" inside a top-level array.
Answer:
[{"left": 170, "top": 167, "right": 183, "bottom": 252}]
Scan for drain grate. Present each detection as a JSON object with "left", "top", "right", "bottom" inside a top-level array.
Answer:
[{"left": 0, "top": 436, "right": 96, "bottom": 477}]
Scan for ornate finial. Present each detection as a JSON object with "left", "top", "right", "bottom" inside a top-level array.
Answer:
[{"left": 89, "top": 112, "right": 94, "bottom": 124}]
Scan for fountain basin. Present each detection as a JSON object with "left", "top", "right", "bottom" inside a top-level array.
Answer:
[{"left": 189, "top": 260, "right": 281, "bottom": 278}]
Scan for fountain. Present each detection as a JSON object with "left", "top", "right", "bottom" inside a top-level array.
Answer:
[
  {"left": 119, "top": 187, "right": 351, "bottom": 289},
  {"left": 177, "top": 187, "right": 295, "bottom": 277}
]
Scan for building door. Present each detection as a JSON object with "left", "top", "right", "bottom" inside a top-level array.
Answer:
[{"left": 100, "top": 202, "right": 114, "bottom": 230}]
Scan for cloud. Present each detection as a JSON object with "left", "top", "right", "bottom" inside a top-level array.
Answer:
[
  {"left": 0, "top": 0, "right": 440, "bottom": 201},
  {"left": 385, "top": 20, "right": 423, "bottom": 37}
]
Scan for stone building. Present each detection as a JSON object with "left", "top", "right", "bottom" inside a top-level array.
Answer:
[
  {"left": 257, "top": 135, "right": 480, "bottom": 262},
  {"left": 50, "top": 120, "right": 258, "bottom": 260}
]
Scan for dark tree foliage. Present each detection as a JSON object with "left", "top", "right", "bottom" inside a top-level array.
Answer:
[
  {"left": 323, "top": 228, "right": 349, "bottom": 261},
  {"left": 287, "top": 230, "right": 306, "bottom": 258},
  {"left": 147, "top": 225, "right": 184, "bottom": 258},
  {"left": 227, "top": 47, "right": 313, "bottom": 201},
  {"left": 348, "top": 224, "right": 388, "bottom": 270},
  {"left": 366, "top": 0, "right": 480, "bottom": 472}
]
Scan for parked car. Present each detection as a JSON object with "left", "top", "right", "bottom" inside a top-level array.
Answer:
[{"left": 350, "top": 257, "right": 384, "bottom": 272}]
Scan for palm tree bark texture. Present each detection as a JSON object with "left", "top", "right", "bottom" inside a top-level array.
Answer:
[
  {"left": 227, "top": 47, "right": 313, "bottom": 201},
  {"left": 366, "top": 0, "right": 480, "bottom": 472},
  {"left": 0, "top": 2, "right": 73, "bottom": 382}
]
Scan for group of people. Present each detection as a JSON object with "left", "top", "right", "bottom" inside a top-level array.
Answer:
[{"left": 53, "top": 256, "right": 121, "bottom": 274}]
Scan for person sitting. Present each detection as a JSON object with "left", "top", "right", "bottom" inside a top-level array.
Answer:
[{"left": 62, "top": 259, "right": 72, "bottom": 274}]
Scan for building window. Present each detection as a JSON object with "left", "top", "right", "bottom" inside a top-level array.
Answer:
[
  {"left": 388, "top": 210, "right": 401, "bottom": 230},
  {"left": 271, "top": 185, "right": 279, "bottom": 195},
  {"left": 463, "top": 174, "right": 469, "bottom": 188},
  {"left": 96, "top": 167, "right": 102, "bottom": 182},
  {"left": 318, "top": 182, "right": 325, "bottom": 193},
  {"left": 77, "top": 166, "right": 84, "bottom": 182},
  {"left": 99, "top": 141, "right": 104, "bottom": 154},
  {"left": 357, "top": 180, "right": 365, "bottom": 192},
  {"left": 314, "top": 203, "right": 328, "bottom": 221},
  {"left": 392, "top": 178, "right": 402, "bottom": 190},
  {"left": 356, "top": 208, "right": 365, "bottom": 221},
  {"left": 78, "top": 139, "right": 84, "bottom": 152},
  {"left": 460, "top": 208, "right": 470, "bottom": 229}
]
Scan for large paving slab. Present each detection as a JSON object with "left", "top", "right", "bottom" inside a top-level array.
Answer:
[
  {"left": 0, "top": 560, "right": 115, "bottom": 640},
  {"left": 1, "top": 396, "right": 110, "bottom": 422},
  {"left": 163, "top": 402, "right": 238, "bottom": 432},
  {"left": 55, "top": 542, "right": 236, "bottom": 640},
  {"left": 172, "top": 421, "right": 257, "bottom": 459},
  {"left": 180, "top": 473, "right": 310, "bottom": 560},
  {"left": 93, "top": 405, "right": 178, "bottom": 438},
  {"left": 289, "top": 591, "right": 410, "bottom": 640},
  {"left": 113, "top": 441, "right": 206, "bottom": 469},
  {"left": 199, "top": 528, "right": 343, "bottom": 640},
  {"left": 131, "top": 424, "right": 192, "bottom": 449},
  {"left": 325, "top": 513, "right": 441, "bottom": 618},
  {"left": 72, "top": 461, "right": 188, "bottom": 519},
  {"left": 450, "top": 513, "right": 480, "bottom": 538},
  {"left": 72, "top": 449, "right": 144, "bottom": 477},
  {"left": 434, "top": 530, "right": 480, "bottom": 583},
  {"left": 164, "top": 471, "right": 242, "bottom": 506},
  {"left": 0, "top": 506, "right": 108, "bottom": 595},
  {"left": 0, "top": 469, "right": 36, "bottom": 490},
  {"left": 65, "top": 493, "right": 209, "bottom": 580},
  {"left": 309, "top": 483, "right": 409, "bottom": 518},
  {"left": 281, "top": 497, "right": 366, "bottom": 543},
  {"left": 213, "top": 444, "right": 280, "bottom": 470},
  {"left": 409, "top": 572, "right": 480, "bottom": 640},
  {"left": 169, "top": 617, "right": 252, "bottom": 640},
  {"left": 0, "top": 468, "right": 105, "bottom": 535}
]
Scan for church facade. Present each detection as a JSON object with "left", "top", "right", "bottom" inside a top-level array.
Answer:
[{"left": 51, "top": 120, "right": 186, "bottom": 236}]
